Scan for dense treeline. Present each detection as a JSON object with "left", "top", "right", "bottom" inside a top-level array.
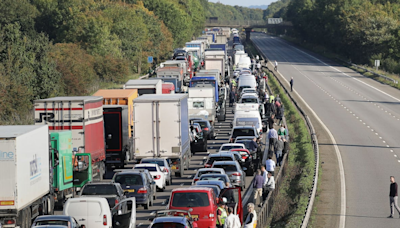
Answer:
[
  {"left": 206, "top": 1, "right": 264, "bottom": 22},
  {"left": 272, "top": 0, "right": 400, "bottom": 73},
  {"left": 0, "top": 0, "right": 205, "bottom": 124}
]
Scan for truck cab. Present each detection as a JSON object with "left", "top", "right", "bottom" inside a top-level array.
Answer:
[
  {"left": 156, "top": 67, "right": 184, "bottom": 92},
  {"left": 190, "top": 76, "right": 219, "bottom": 103}
]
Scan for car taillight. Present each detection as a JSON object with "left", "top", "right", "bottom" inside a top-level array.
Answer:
[
  {"left": 155, "top": 175, "right": 161, "bottom": 180},
  {"left": 164, "top": 168, "right": 169, "bottom": 173},
  {"left": 204, "top": 164, "right": 212, "bottom": 168},
  {"left": 103, "top": 215, "right": 107, "bottom": 226},
  {"left": 5, "top": 219, "right": 15, "bottom": 225},
  {"left": 138, "top": 187, "right": 148, "bottom": 193},
  {"left": 203, "top": 127, "right": 209, "bottom": 131},
  {"left": 209, "top": 213, "right": 214, "bottom": 218},
  {"left": 194, "top": 178, "right": 199, "bottom": 182},
  {"left": 232, "top": 172, "right": 241, "bottom": 176},
  {"left": 115, "top": 199, "right": 119, "bottom": 205}
]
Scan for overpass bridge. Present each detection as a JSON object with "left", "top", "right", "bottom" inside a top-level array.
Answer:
[{"left": 205, "top": 20, "right": 293, "bottom": 41}]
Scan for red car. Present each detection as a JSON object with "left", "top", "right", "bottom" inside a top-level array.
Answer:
[{"left": 168, "top": 187, "right": 243, "bottom": 227}]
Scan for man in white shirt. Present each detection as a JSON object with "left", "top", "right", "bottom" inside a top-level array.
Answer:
[
  {"left": 265, "top": 172, "right": 275, "bottom": 196},
  {"left": 224, "top": 207, "right": 241, "bottom": 228},
  {"left": 265, "top": 156, "right": 275, "bottom": 176}
]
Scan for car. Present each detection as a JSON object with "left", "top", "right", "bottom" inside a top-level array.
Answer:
[
  {"left": 212, "top": 161, "right": 246, "bottom": 190},
  {"left": 31, "top": 215, "right": 83, "bottom": 228},
  {"left": 32, "top": 226, "right": 69, "bottom": 228},
  {"left": 192, "top": 168, "right": 226, "bottom": 184},
  {"left": 218, "top": 143, "right": 246, "bottom": 153},
  {"left": 190, "top": 123, "right": 207, "bottom": 154},
  {"left": 229, "top": 126, "right": 261, "bottom": 143},
  {"left": 79, "top": 182, "right": 126, "bottom": 208},
  {"left": 189, "top": 185, "right": 221, "bottom": 198},
  {"left": 204, "top": 152, "right": 236, "bottom": 168},
  {"left": 192, "top": 119, "right": 215, "bottom": 140},
  {"left": 140, "top": 158, "right": 172, "bottom": 185},
  {"left": 235, "top": 136, "right": 262, "bottom": 156},
  {"left": 239, "top": 94, "right": 259, "bottom": 104},
  {"left": 134, "top": 163, "right": 166, "bottom": 191},
  {"left": 167, "top": 188, "right": 218, "bottom": 228},
  {"left": 112, "top": 170, "right": 156, "bottom": 209},
  {"left": 195, "top": 180, "right": 226, "bottom": 192},
  {"left": 198, "top": 174, "right": 231, "bottom": 185},
  {"left": 240, "top": 88, "right": 258, "bottom": 97},
  {"left": 149, "top": 210, "right": 198, "bottom": 228},
  {"left": 229, "top": 149, "right": 255, "bottom": 175},
  {"left": 63, "top": 197, "right": 136, "bottom": 228}
]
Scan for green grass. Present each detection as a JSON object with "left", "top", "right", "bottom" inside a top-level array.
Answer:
[{"left": 267, "top": 73, "right": 315, "bottom": 228}]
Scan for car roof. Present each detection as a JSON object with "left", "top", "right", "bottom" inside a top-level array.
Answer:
[
  {"left": 200, "top": 174, "right": 228, "bottom": 177},
  {"left": 135, "top": 164, "right": 159, "bottom": 167},
  {"left": 172, "top": 187, "right": 213, "bottom": 193},
  {"left": 213, "top": 161, "right": 238, "bottom": 165},
  {"left": 241, "top": 94, "right": 258, "bottom": 98},
  {"left": 236, "top": 136, "right": 255, "bottom": 139},
  {"left": 153, "top": 217, "right": 186, "bottom": 224},
  {"left": 221, "top": 143, "right": 245, "bottom": 147},
  {"left": 34, "top": 215, "right": 72, "bottom": 221},
  {"left": 114, "top": 171, "right": 143, "bottom": 176},
  {"left": 85, "top": 182, "right": 115, "bottom": 185},
  {"left": 233, "top": 126, "right": 256, "bottom": 130},
  {"left": 197, "top": 168, "right": 224, "bottom": 172},
  {"left": 230, "top": 148, "right": 250, "bottom": 152},
  {"left": 196, "top": 180, "right": 225, "bottom": 187},
  {"left": 209, "top": 152, "right": 234, "bottom": 157}
]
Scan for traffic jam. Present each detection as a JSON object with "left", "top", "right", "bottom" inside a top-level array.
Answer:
[{"left": 0, "top": 28, "right": 271, "bottom": 228}]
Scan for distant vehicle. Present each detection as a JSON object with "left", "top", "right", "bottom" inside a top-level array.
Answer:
[
  {"left": 192, "top": 168, "right": 226, "bottom": 184},
  {"left": 239, "top": 94, "right": 259, "bottom": 104},
  {"left": 149, "top": 210, "right": 198, "bottom": 228},
  {"left": 79, "top": 182, "right": 126, "bottom": 209},
  {"left": 229, "top": 149, "right": 255, "bottom": 175},
  {"left": 190, "top": 123, "right": 208, "bottom": 154},
  {"left": 229, "top": 126, "right": 261, "bottom": 143},
  {"left": 133, "top": 164, "right": 166, "bottom": 191},
  {"left": 192, "top": 119, "right": 215, "bottom": 140},
  {"left": 195, "top": 180, "right": 226, "bottom": 192},
  {"left": 140, "top": 158, "right": 172, "bottom": 186},
  {"left": 212, "top": 161, "right": 246, "bottom": 190},
  {"left": 112, "top": 170, "right": 156, "bottom": 209},
  {"left": 218, "top": 143, "right": 246, "bottom": 153},
  {"left": 204, "top": 152, "right": 237, "bottom": 168},
  {"left": 31, "top": 215, "right": 83, "bottom": 228},
  {"left": 198, "top": 174, "right": 231, "bottom": 185},
  {"left": 63, "top": 197, "right": 136, "bottom": 228},
  {"left": 190, "top": 185, "right": 221, "bottom": 197}
]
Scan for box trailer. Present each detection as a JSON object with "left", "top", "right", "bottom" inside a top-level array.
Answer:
[
  {"left": 133, "top": 94, "right": 190, "bottom": 177},
  {"left": 124, "top": 79, "right": 163, "bottom": 95},
  {"left": 34, "top": 96, "right": 106, "bottom": 181},
  {"left": 188, "top": 87, "right": 216, "bottom": 125}
]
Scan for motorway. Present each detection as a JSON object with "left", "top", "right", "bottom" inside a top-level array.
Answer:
[{"left": 251, "top": 33, "right": 400, "bottom": 227}]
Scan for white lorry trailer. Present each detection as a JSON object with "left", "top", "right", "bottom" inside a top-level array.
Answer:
[
  {"left": 188, "top": 87, "right": 216, "bottom": 125},
  {"left": 0, "top": 126, "right": 51, "bottom": 228},
  {"left": 132, "top": 94, "right": 190, "bottom": 177},
  {"left": 124, "top": 79, "right": 163, "bottom": 95},
  {"left": 204, "top": 50, "right": 226, "bottom": 79}
]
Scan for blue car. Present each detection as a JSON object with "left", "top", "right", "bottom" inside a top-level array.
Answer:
[
  {"left": 31, "top": 215, "right": 83, "bottom": 228},
  {"left": 149, "top": 210, "right": 198, "bottom": 228}
]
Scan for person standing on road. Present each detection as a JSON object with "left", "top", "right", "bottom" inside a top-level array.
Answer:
[
  {"left": 274, "top": 60, "right": 278, "bottom": 71},
  {"left": 388, "top": 176, "right": 400, "bottom": 218},
  {"left": 265, "top": 172, "right": 275, "bottom": 196},
  {"left": 229, "top": 90, "right": 236, "bottom": 107},
  {"left": 267, "top": 126, "right": 278, "bottom": 154},
  {"left": 253, "top": 170, "right": 265, "bottom": 207},
  {"left": 267, "top": 114, "right": 275, "bottom": 130},
  {"left": 244, "top": 203, "right": 257, "bottom": 228},
  {"left": 275, "top": 136, "right": 284, "bottom": 166},
  {"left": 261, "top": 166, "right": 268, "bottom": 203},
  {"left": 266, "top": 156, "right": 275, "bottom": 176},
  {"left": 290, "top": 77, "right": 294, "bottom": 92},
  {"left": 224, "top": 207, "right": 241, "bottom": 228},
  {"left": 217, "top": 202, "right": 227, "bottom": 228},
  {"left": 257, "top": 62, "right": 261, "bottom": 71}
]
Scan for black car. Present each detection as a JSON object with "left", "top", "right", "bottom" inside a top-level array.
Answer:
[
  {"left": 192, "top": 119, "right": 215, "bottom": 140},
  {"left": 229, "top": 126, "right": 261, "bottom": 143},
  {"left": 190, "top": 123, "right": 207, "bottom": 154},
  {"left": 79, "top": 182, "right": 126, "bottom": 208},
  {"left": 112, "top": 170, "right": 157, "bottom": 209}
]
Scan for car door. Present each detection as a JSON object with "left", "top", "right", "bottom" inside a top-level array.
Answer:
[
  {"left": 220, "top": 187, "right": 243, "bottom": 223},
  {"left": 111, "top": 198, "right": 136, "bottom": 228}
]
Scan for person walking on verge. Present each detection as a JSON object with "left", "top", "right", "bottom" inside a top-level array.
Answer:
[
  {"left": 253, "top": 170, "right": 264, "bottom": 207},
  {"left": 217, "top": 202, "right": 227, "bottom": 228},
  {"left": 261, "top": 166, "right": 268, "bottom": 203},
  {"left": 267, "top": 126, "right": 278, "bottom": 154},
  {"left": 274, "top": 60, "right": 278, "bottom": 71},
  {"left": 275, "top": 136, "right": 284, "bottom": 166},
  {"left": 290, "top": 77, "right": 294, "bottom": 92},
  {"left": 224, "top": 207, "right": 241, "bottom": 228},
  {"left": 388, "top": 176, "right": 400, "bottom": 218},
  {"left": 266, "top": 156, "right": 275, "bottom": 176},
  {"left": 265, "top": 172, "right": 275, "bottom": 196},
  {"left": 244, "top": 203, "right": 257, "bottom": 228}
]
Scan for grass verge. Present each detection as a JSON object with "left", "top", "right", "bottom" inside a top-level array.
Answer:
[{"left": 267, "top": 72, "right": 315, "bottom": 228}]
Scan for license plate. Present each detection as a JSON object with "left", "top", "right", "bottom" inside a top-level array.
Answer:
[
  {"left": 125, "top": 189, "right": 135, "bottom": 193},
  {"left": 191, "top": 214, "right": 199, "bottom": 219},
  {"left": 171, "top": 166, "right": 177, "bottom": 170}
]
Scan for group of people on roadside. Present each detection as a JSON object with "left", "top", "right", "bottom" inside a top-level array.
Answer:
[{"left": 253, "top": 165, "right": 276, "bottom": 207}]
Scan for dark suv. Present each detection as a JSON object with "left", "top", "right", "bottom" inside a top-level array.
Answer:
[
  {"left": 192, "top": 119, "right": 215, "bottom": 140},
  {"left": 229, "top": 126, "right": 261, "bottom": 143},
  {"left": 112, "top": 170, "right": 157, "bottom": 209},
  {"left": 79, "top": 182, "right": 126, "bottom": 208}
]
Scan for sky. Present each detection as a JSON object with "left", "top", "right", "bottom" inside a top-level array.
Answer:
[{"left": 208, "top": 0, "right": 277, "bottom": 7}]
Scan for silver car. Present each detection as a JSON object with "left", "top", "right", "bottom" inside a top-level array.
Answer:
[
  {"left": 212, "top": 161, "right": 246, "bottom": 190},
  {"left": 140, "top": 158, "right": 172, "bottom": 185}
]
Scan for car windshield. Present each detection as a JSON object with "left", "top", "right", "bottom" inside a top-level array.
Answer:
[
  {"left": 194, "top": 185, "right": 220, "bottom": 195},
  {"left": 198, "top": 170, "right": 222, "bottom": 176},
  {"left": 236, "top": 118, "right": 259, "bottom": 128},
  {"left": 134, "top": 166, "right": 157, "bottom": 172},
  {"left": 207, "top": 156, "right": 234, "bottom": 164},
  {"left": 241, "top": 98, "right": 258, "bottom": 103},
  {"left": 243, "top": 90, "right": 257, "bottom": 94},
  {"left": 114, "top": 174, "right": 143, "bottom": 185},
  {"left": 232, "top": 129, "right": 255, "bottom": 138},
  {"left": 141, "top": 160, "right": 165, "bottom": 167},
  {"left": 152, "top": 222, "right": 185, "bottom": 228},
  {"left": 81, "top": 184, "right": 117, "bottom": 195},
  {"left": 194, "top": 121, "right": 208, "bottom": 128},
  {"left": 200, "top": 175, "right": 228, "bottom": 182},
  {"left": 35, "top": 221, "right": 69, "bottom": 226},
  {"left": 171, "top": 192, "right": 210, "bottom": 207},
  {"left": 213, "top": 164, "right": 238, "bottom": 172},
  {"left": 221, "top": 145, "right": 243, "bottom": 151}
]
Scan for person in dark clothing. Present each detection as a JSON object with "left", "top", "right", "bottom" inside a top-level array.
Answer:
[
  {"left": 229, "top": 90, "right": 235, "bottom": 107},
  {"left": 290, "top": 77, "right": 294, "bottom": 92},
  {"left": 248, "top": 138, "right": 258, "bottom": 153},
  {"left": 253, "top": 170, "right": 264, "bottom": 206},
  {"left": 276, "top": 105, "right": 284, "bottom": 125},
  {"left": 267, "top": 114, "right": 275, "bottom": 129},
  {"left": 282, "top": 138, "right": 289, "bottom": 156},
  {"left": 388, "top": 176, "right": 400, "bottom": 218}
]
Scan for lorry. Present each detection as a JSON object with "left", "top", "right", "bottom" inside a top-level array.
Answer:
[
  {"left": 197, "top": 69, "right": 222, "bottom": 85},
  {"left": 206, "top": 32, "right": 216, "bottom": 43},
  {"left": 186, "top": 41, "right": 206, "bottom": 62},
  {"left": 133, "top": 94, "right": 191, "bottom": 178},
  {"left": 124, "top": 79, "right": 163, "bottom": 95},
  {"left": 204, "top": 50, "right": 226, "bottom": 78},
  {"left": 162, "top": 82, "right": 175, "bottom": 94},
  {"left": 0, "top": 126, "right": 91, "bottom": 228},
  {"left": 216, "top": 35, "right": 226, "bottom": 44},
  {"left": 184, "top": 47, "right": 200, "bottom": 70},
  {"left": 210, "top": 43, "right": 226, "bottom": 52},
  {"left": 156, "top": 66, "right": 185, "bottom": 92},
  {"left": 190, "top": 76, "right": 219, "bottom": 103},
  {"left": 188, "top": 87, "right": 216, "bottom": 126},
  {"left": 221, "top": 27, "right": 231, "bottom": 40},
  {"left": 34, "top": 96, "right": 106, "bottom": 182},
  {"left": 234, "top": 51, "right": 247, "bottom": 66}
]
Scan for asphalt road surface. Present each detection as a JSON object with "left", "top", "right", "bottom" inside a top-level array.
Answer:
[{"left": 251, "top": 33, "right": 400, "bottom": 228}]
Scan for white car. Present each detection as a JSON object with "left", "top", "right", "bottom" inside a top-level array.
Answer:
[
  {"left": 218, "top": 143, "right": 246, "bottom": 153},
  {"left": 140, "top": 158, "right": 172, "bottom": 185},
  {"left": 192, "top": 168, "right": 226, "bottom": 185},
  {"left": 241, "top": 88, "right": 258, "bottom": 98},
  {"left": 134, "top": 163, "right": 166, "bottom": 191}
]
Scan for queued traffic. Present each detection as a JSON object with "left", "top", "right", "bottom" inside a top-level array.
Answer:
[{"left": 0, "top": 27, "right": 275, "bottom": 228}]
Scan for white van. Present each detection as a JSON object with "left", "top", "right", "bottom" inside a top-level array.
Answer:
[
  {"left": 238, "top": 77, "right": 257, "bottom": 95},
  {"left": 232, "top": 104, "right": 262, "bottom": 133},
  {"left": 238, "top": 56, "right": 251, "bottom": 69},
  {"left": 63, "top": 197, "right": 136, "bottom": 228}
]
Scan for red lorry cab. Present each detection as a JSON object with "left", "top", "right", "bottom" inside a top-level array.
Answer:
[{"left": 162, "top": 83, "right": 175, "bottom": 94}]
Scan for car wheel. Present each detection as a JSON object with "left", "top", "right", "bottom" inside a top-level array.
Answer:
[{"left": 144, "top": 200, "right": 149, "bottom": 210}]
